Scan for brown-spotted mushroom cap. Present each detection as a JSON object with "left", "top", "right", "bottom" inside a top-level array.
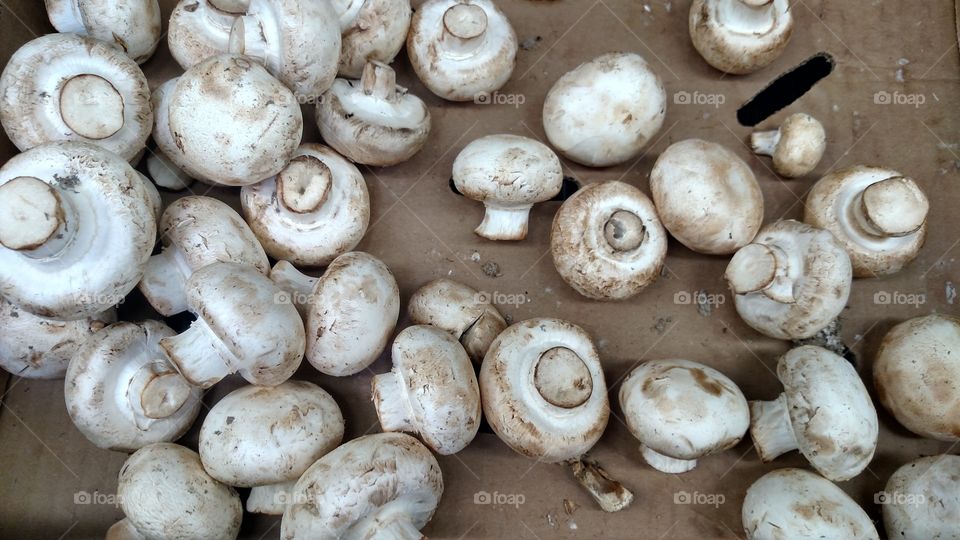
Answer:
[
  {"left": 724, "top": 220, "right": 852, "bottom": 340},
  {"left": 690, "top": 0, "right": 794, "bottom": 75},
  {"left": 331, "top": 0, "right": 411, "bottom": 78},
  {"left": 804, "top": 165, "right": 929, "bottom": 277},
  {"left": 751, "top": 113, "right": 826, "bottom": 178},
  {"left": 882, "top": 454, "right": 960, "bottom": 540},
  {"left": 551, "top": 181, "right": 668, "bottom": 300},
  {"left": 0, "top": 33, "right": 152, "bottom": 162},
  {"left": 45, "top": 0, "right": 162, "bottom": 64}
]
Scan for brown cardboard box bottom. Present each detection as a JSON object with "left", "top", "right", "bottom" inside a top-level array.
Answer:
[{"left": 0, "top": 1, "right": 957, "bottom": 538}]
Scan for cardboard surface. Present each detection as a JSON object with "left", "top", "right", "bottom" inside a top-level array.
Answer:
[{"left": 0, "top": 0, "right": 958, "bottom": 538}]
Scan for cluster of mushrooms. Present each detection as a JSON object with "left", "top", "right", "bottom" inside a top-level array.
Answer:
[{"left": 0, "top": 0, "right": 954, "bottom": 539}]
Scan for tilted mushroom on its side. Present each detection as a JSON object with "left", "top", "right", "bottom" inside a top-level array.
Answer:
[
  {"left": 331, "top": 0, "right": 412, "bottom": 78},
  {"left": 45, "top": 0, "right": 162, "bottom": 63},
  {"left": 882, "top": 454, "right": 960, "bottom": 540},
  {"left": 751, "top": 113, "right": 826, "bottom": 178},
  {"left": 690, "top": 0, "right": 794, "bottom": 75}
]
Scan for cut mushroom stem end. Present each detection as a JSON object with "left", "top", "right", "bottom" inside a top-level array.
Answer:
[
  {"left": 475, "top": 205, "right": 533, "bottom": 241},
  {"left": 128, "top": 363, "right": 192, "bottom": 420},
  {"left": 855, "top": 176, "right": 929, "bottom": 237},
  {"left": 567, "top": 457, "right": 634, "bottom": 512},
  {"left": 639, "top": 445, "right": 698, "bottom": 474},
  {"left": 0, "top": 177, "right": 73, "bottom": 256},
  {"left": 277, "top": 156, "right": 333, "bottom": 214},
  {"left": 246, "top": 479, "right": 297, "bottom": 515},
  {"left": 725, "top": 243, "right": 795, "bottom": 303},
  {"left": 749, "top": 130, "right": 781, "bottom": 156},
  {"left": 749, "top": 394, "right": 800, "bottom": 462}
]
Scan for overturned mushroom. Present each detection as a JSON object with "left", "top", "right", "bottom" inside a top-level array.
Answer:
[
  {"left": 45, "top": 0, "right": 162, "bottom": 63},
  {"left": 690, "top": 0, "right": 794, "bottom": 75},
  {"left": 332, "top": 0, "right": 412, "bottom": 78},
  {"left": 882, "top": 454, "right": 960, "bottom": 540},
  {"left": 751, "top": 113, "right": 826, "bottom": 178}
]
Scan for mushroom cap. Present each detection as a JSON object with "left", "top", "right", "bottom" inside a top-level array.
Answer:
[
  {"left": 742, "top": 468, "right": 879, "bottom": 540},
  {"left": 240, "top": 144, "right": 370, "bottom": 266},
  {"left": 650, "top": 139, "right": 764, "bottom": 255},
  {"left": 199, "top": 381, "right": 344, "bottom": 487},
  {"left": 765, "top": 113, "right": 826, "bottom": 178},
  {"left": 407, "top": 278, "right": 506, "bottom": 363},
  {"left": 406, "top": 0, "right": 518, "bottom": 101},
  {"left": 334, "top": 0, "right": 412, "bottom": 78},
  {"left": 542, "top": 52, "right": 666, "bottom": 167},
  {"left": 804, "top": 165, "right": 928, "bottom": 277},
  {"left": 479, "top": 318, "right": 609, "bottom": 462},
  {"left": 882, "top": 454, "right": 960, "bottom": 540},
  {"left": 551, "top": 181, "right": 668, "bottom": 300},
  {"left": 0, "top": 33, "right": 153, "bottom": 161},
  {"left": 305, "top": 252, "right": 400, "bottom": 376},
  {"left": 690, "top": 0, "right": 794, "bottom": 75},
  {"left": 281, "top": 432, "right": 443, "bottom": 540},
  {"left": 118, "top": 443, "right": 242, "bottom": 540},
  {"left": 0, "top": 142, "right": 157, "bottom": 320},
  {"left": 452, "top": 134, "right": 563, "bottom": 205},
  {"left": 874, "top": 314, "right": 960, "bottom": 441},
  {"left": 45, "top": 0, "right": 163, "bottom": 63}
]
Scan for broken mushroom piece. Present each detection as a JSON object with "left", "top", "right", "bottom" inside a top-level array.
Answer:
[
  {"left": 805, "top": 166, "right": 929, "bottom": 277},
  {"left": 551, "top": 181, "right": 668, "bottom": 300},
  {"left": 750, "top": 346, "right": 878, "bottom": 481},
  {"left": 0, "top": 33, "right": 152, "bottom": 162},
  {"left": 750, "top": 113, "right": 826, "bottom": 178},
  {"left": 725, "top": 220, "right": 852, "bottom": 340},
  {"left": 619, "top": 359, "right": 749, "bottom": 474},
  {"left": 373, "top": 325, "right": 481, "bottom": 454},
  {"left": 452, "top": 134, "right": 563, "bottom": 241},
  {"left": 199, "top": 381, "right": 344, "bottom": 515},
  {"left": 45, "top": 0, "right": 162, "bottom": 63},
  {"left": 882, "top": 454, "right": 960, "bottom": 540},
  {"left": 332, "top": 0, "right": 412, "bottom": 78},
  {"left": 690, "top": 0, "right": 794, "bottom": 75},
  {"left": 542, "top": 52, "right": 666, "bottom": 167},
  {"left": 240, "top": 144, "right": 370, "bottom": 267}
]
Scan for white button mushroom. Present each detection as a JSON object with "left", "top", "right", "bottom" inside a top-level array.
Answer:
[
  {"left": 452, "top": 134, "right": 563, "bottom": 241},
  {"left": 317, "top": 62, "right": 431, "bottom": 167},
  {"left": 749, "top": 346, "right": 878, "bottom": 481},
  {"left": 650, "top": 139, "right": 764, "bottom": 255},
  {"left": 805, "top": 166, "right": 929, "bottom": 277},
  {"left": 0, "top": 142, "right": 156, "bottom": 320},
  {"left": 750, "top": 113, "right": 826, "bottom": 178},
  {"left": 281, "top": 432, "right": 442, "bottom": 539},
  {"left": 882, "top": 454, "right": 960, "bottom": 540},
  {"left": 331, "top": 0, "right": 412, "bottom": 78},
  {"left": 742, "top": 468, "right": 879, "bottom": 540},
  {"left": 551, "top": 181, "right": 668, "bottom": 300},
  {"left": 407, "top": 0, "right": 518, "bottom": 101},
  {"left": 542, "top": 52, "right": 666, "bottom": 167},
  {"left": 65, "top": 321, "right": 202, "bottom": 451},
  {"left": 619, "top": 359, "right": 749, "bottom": 474},
  {"left": 240, "top": 144, "right": 370, "bottom": 266},
  {"left": 199, "top": 381, "right": 344, "bottom": 515},
  {"left": 373, "top": 325, "right": 481, "bottom": 454},
  {"left": 874, "top": 314, "right": 960, "bottom": 441},
  {"left": 145, "top": 150, "right": 193, "bottom": 191},
  {"left": 139, "top": 196, "right": 269, "bottom": 317},
  {"left": 724, "top": 220, "right": 853, "bottom": 340},
  {"left": 690, "top": 0, "right": 794, "bottom": 75},
  {"left": 45, "top": 0, "right": 162, "bottom": 64},
  {"left": 0, "top": 34, "right": 152, "bottom": 162}
]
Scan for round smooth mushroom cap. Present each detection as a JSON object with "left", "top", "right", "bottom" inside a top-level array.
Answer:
[
  {"left": 543, "top": 52, "right": 666, "bottom": 167},
  {"left": 650, "top": 139, "right": 764, "bottom": 255},
  {"left": 689, "top": 0, "right": 794, "bottom": 75},
  {"left": 551, "top": 181, "right": 668, "bottom": 300},
  {"left": 45, "top": 0, "right": 163, "bottom": 63},
  {"left": 751, "top": 113, "right": 826, "bottom": 178},
  {"left": 882, "top": 454, "right": 960, "bottom": 540},
  {"left": 334, "top": 0, "right": 412, "bottom": 78},
  {"left": 874, "top": 314, "right": 960, "bottom": 441}
]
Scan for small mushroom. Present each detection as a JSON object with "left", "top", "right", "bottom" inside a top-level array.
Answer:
[
  {"left": 749, "top": 345, "right": 878, "bottom": 481},
  {"left": 139, "top": 196, "right": 269, "bottom": 317},
  {"left": 742, "top": 468, "right": 879, "bottom": 539},
  {"left": 882, "top": 454, "right": 960, "bottom": 540},
  {"left": 0, "top": 33, "right": 152, "bottom": 162},
  {"left": 159, "top": 262, "right": 305, "bottom": 389},
  {"left": 199, "top": 381, "right": 344, "bottom": 515},
  {"left": 619, "top": 359, "right": 749, "bottom": 473},
  {"left": 650, "top": 139, "right": 764, "bottom": 255},
  {"left": 373, "top": 325, "right": 481, "bottom": 454},
  {"left": 316, "top": 62, "right": 431, "bottom": 167},
  {"left": 690, "top": 0, "right": 794, "bottom": 75},
  {"left": 240, "top": 144, "right": 370, "bottom": 266},
  {"left": 873, "top": 314, "right": 960, "bottom": 441},
  {"left": 407, "top": 0, "right": 518, "bottom": 101},
  {"left": 542, "top": 52, "right": 666, "bottom": 167},
  {"left": 45, "top": 0, "right": 162, "bottom": 63},
  {"left": 724, "top": 220, "right": 852, "bottom": 340},
  {"left": 750, "top": 113, "right": 826, "bottom": 178},
  {"left": 804, "top": 166, "right": 929, "bottom": 277},
  {"left": 65, "top": 321, "right": 202, "bottom": 451},
  {"left": 0, "top": 142, "right": 156, "bottom": 320},
  {"left": 281, "top": 432, "right": 442, "bottom": 539},
  {"left": 551, "top": 181, "right": 668, "bottom": 300},
  {"left": 331, "top": 0, "right": 412, "bottom": 78},
  {"left": 452, "top": 134, "right": 563, "bottom": 241}
]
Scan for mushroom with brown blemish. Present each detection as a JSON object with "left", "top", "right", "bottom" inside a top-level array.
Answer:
[
  {"left": 45, "top": 0, "right": 162, "bottom": 63},
  {"left": 882, "top": 454, "right": 960, "bottom": 540},
  {"left": 750, "top": 113, "right": 826, "bottom": 178},
  {"left": 331, "top": 0, "right": 412, "bottom": 78},
  {"left": 690, "top": 0, "right": 794, "bottom": 75}
]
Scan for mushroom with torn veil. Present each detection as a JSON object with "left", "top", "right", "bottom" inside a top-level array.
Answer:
[
  {"left": 690, "top": 0, "right": 794, "bottom": 75},
  {"left": 45, "top": 0, "right": 162, "bottom": 63},
  {"left": 331, "top": 0, "right": 412, "bottom": 78}
]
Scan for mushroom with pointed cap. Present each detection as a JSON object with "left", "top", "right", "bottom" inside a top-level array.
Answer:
[
  {"left": 373, "top": 325, "right": 481, "bottom": 454},
  {"left": 0, "top": 33, "right": 152, "bottom": 162},
  {"left": 543, "top": 52, "right": 666, "bottom": 168},
  {"left": 0, "top": 142, "right": 156, "bottom": 320},
  {"left": 199, "top": 381, "right": 344, "bottom": 515},
  {"left": 690, "top": 0, "right": 794, "bottom": 75},
  {"left": 804, "top": 166, "right": 929, "bottom": 277},
  {"left": 619, "top": 359, "right": 749, "bottom": 474},
  {"left": 551, "top": 181, "right": 668, "bottom": 300},
  {"left": 751, "top": 113, "right": 826, "bottom": 178},
  {"left": 45, "top": 0, "right": 162, "bottom": 64},
  {"left": 725, "top": 220, "right": 852, "bottom": 340},
  {"left": 749, "top": 345, "right": 878, "bottom": 481},
  {"left": 331, "top": 0, "right": 412, "bottom": 78},
  {"left": 241, "top": 144, "right": 370, "bottom": 267},
  {"left": 407, "top": 0, "right": 518, "bottom": 101},
  {"left": 281, "top": 432, "right": 442, "bottom": 539},
  {"left": 873, "top": 314, "right": 960, "bottom": 441},
  {"left": 317, "top": 62, "right": 431, "bottom": 167},
  {"left": 452, "top": 134, "right": 563, "bottom": 241},
  {"left": 882, "top": 454, "right": 960, "bottom": 540}
]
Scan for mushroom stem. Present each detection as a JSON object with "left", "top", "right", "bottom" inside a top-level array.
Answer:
[
  {"left": 850, "top": 177, "right": 929, "bottom": 238},
  {"left": 567, "top": 457, "right": 634, "bottom": 512},
  {"left": 639, "top": 445, "right": 698, "bottom": 474},
  {"left": 269, "top": 261, "right": 317, "bottom": 317},
  {"left": 146, "top": 151, "right": 193, "bottom": 191},
  {"left": 277, "top": 156, "right": 333, "bottom": 214},
  {"left": 604, "top": 210, "right": 646, "bottom": 251},
  {"left": 160, "top": 318, "right": 236, "bottom": 389},
  {"left": 475, "top": 205, "right": 532, "bottom": 241},
  {"left": 228, "top": 16, "right": 268, "bottom": 62},
  {"left": 371, "top": 371, "right": 416, "bottom": 432},
  {"left": 717, "top": 0, "right": 778, "bottom": 32},
  {"left": 45, "top": 1, "right": 86, "bottom": 34},
  {"left": 440, "top": 3, "right": 488, "bottom": 55},
  {"left": 0, "top": 177, "right": 76, "bottom": 257},
  {"left": 105, "top": 518, "right": 142, "bottom": 540},
  {"left": 126, "top": 362, "right": 192, "bottom": 426},
  {"left": 749, "top": 394, "right": 799, "bottom": 462},
  {"left": 139, "top": 248, "right": 192, "bottom": 317},
  {"left": 247, "top": 479, "right": 297, "bottom": 515},
  {"left": 361, "top": 62, "right": 397, "bottom": 100},
  {"left": 726, "top": 243, "right": 795, "bottom": 303},
  {"left": 749, "top": 129, "right": 781, "bottom": 157}
]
